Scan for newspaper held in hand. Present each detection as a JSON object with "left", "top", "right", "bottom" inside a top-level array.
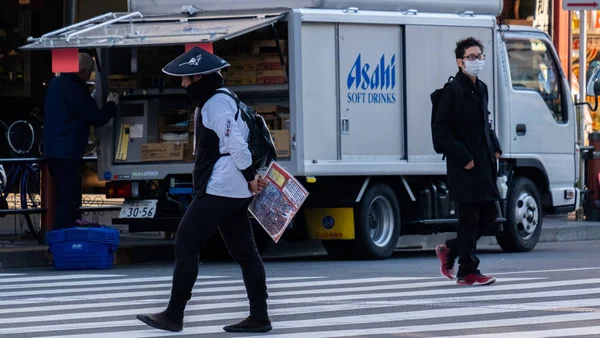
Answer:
[{"left": 249, "top": 161, "right": 309, "bottom": 243}]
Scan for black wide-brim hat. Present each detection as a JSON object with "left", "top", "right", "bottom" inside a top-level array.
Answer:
[{"left": 162, "top": 46, "right": 230, "bottom": 77}]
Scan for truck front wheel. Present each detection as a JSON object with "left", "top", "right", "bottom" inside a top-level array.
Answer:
[
  {"left": 354, "top": 183, "right": 401, "bottom": 260},
  {"left": 496, "top": 177, "right": 543, "bottom": 252}
]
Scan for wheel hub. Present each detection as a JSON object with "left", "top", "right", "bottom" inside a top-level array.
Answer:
[
  {"left": 368, "top": 196, "right": 395, "bottom": 248},
  {"left": 515, "top": 192, "right": 539, "bottom": 239}
]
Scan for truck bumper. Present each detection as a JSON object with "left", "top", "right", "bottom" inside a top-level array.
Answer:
[{"left": 112, "top": 217, "right": 181, "bottom": 233}]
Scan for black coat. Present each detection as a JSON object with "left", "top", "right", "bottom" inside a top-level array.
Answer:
[
  {"left": 44, "top": 73, "right": 116, "bottom": 159},
  {"left": 433, "top": 71, "right": 502, "bottom": 203}
]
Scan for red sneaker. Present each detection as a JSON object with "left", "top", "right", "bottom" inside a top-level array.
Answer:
[
  {"left": 456, "top": 271, "right": 496, "bottom": 286},
  {"left": 435, "top": 244, "right": 455, "bottom": 280}
]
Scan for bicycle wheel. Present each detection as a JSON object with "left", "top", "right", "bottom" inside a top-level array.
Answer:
[
  {"left": 20, "top": 165, "right": 41, "bottom": 237},
  {"left": 6, "top": 120, "right": 34, "bottom": 155}
]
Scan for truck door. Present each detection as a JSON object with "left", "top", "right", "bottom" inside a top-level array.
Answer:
[
  {"left": 338, "top": 24, "right": 404, "bottom": 161},
  {"left": 504, "top": 33, "right": 576, "bottom": 207}
]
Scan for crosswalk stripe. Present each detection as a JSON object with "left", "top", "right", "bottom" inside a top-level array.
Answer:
[
  {"left": 0, "top": 276, "right": 438, "bottom": 298},
  {"left": 260, "top": 313, "right": 600, "bottom": 338},
  {"left": 0, "top": 276, "right": 325, "bottom": 290},
  {"left": 438, "top": 325, "right": 600, "bottom": 338},
  {"left": 3, "top": 284, "right": 600, "bottom": 327},
  {"left": 491, "top": 266, "right": 600, "bottom": 275},
  {"left": 0, "top": 274, "right": 125, "bottom": 283},
  {"left": 0, "top": 273, "right": 25, "bottom": 277},
  {"left": 0, "top": 276, "right": 576, "bottom": 306},
  {"left": 4, "top": 272, "right": 600, "bottom": 338},
  {"left": 27, "top": 297, "right": 600, "bottom": 338}
]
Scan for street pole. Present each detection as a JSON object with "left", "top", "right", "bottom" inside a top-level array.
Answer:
[{"left": 577, "top": 10, "right": 588, "bottom": 221}]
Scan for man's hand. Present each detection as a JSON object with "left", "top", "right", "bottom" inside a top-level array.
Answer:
[
  {"left": 495, "top": 152, "right": 501, "bottom": 160},
  {"left": 249, "top": 178, "right": 259, "bottom": 194},
  {"left": 464, "top": 160, "right": 475, "bottom": 170},
  {"left": 107, "top": 92, "right": 120, "bottom": 105},
  {"left": 257, "top": 176, "right": 269, "bottom": 193}
]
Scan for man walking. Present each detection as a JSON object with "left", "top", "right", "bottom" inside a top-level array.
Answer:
[
  {"left": 432, "top": 37, "right": 502, "bottom": 286},
  {"left": 136, "top": 46, "right": 272, "bottom": 333},
  {"left": 44, "top": 52, "right": 118, "bottom": 230}
]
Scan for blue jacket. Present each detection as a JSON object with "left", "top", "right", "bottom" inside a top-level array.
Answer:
[{"left": 44, "top": 73, "right": 116, "bottom": 159}]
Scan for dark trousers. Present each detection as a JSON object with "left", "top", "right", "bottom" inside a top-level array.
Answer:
[
  {"left": 47, "top": 158, "right": 82, "bottom": 230},
  {"left": 166, "top": 193, "right": 268, "bottom": 320},
  {"left": 445, "top": 201, "right": 500, "bottom": 277}
]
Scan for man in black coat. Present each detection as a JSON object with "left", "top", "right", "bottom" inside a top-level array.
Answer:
[
  {"left": 432, "top": 37, "right": 502, "bottom": 286},
  {"left": 44, "top": 53, "right": 118, "bottom": 229}
]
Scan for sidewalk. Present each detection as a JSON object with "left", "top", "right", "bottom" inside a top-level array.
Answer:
[{"left": 1, "top": 213, "right": 600, "bottom": 269}]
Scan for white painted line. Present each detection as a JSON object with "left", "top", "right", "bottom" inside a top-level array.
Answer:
[
  {"left": 3, "top": 283, "right": 600, "bottom": 326},
  {"left": 0, "top": 277, "right": 569, "bottom": 306},
  {"left": 29, "top": 298, "right": 600, "bottom": 338},
  {"left": 262, "top": 314, "right": 600, "bottom": 338},
  {"left": 492, "top": 266, "right": 600, "bottom": 275},
  {"left": 432, "top": 325, "right": 600, "bottom": 338},
  {"left": 0, "top": 274, "right": 125, "bottom": 283},
  {"left": 0, "top": 277, "right": 427, "bottom": 298},
  {"left": 0, "top": 276, "right": 325, "bottom": 290},
  {"left": 0, "top": 273, "right": 25, "bottom": 277}
]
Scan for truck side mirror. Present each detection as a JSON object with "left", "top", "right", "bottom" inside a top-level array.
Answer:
[{"left": 587, "top": 69, "right": 600, "bottom": 97}]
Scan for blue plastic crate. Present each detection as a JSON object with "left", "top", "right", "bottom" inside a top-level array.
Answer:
[{"left": 47, "top": 226, "right": 120, "bottom": 270}]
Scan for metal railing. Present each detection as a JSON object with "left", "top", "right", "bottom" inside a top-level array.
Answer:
[{"left": 0, "top": 156, "right": 121, "bottom": 216}]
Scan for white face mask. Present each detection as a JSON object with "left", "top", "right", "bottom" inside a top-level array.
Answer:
[{"left": 463, "top": 59, "right": 485, "bottom": 77}]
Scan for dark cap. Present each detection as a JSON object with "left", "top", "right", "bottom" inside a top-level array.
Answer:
[{"left": 162, "top": 46, "right": 230, "bottom": 77}]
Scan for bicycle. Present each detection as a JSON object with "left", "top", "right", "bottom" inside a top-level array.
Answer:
[{"left": 0, "top": 110, "right": 43, "bottom": 238}]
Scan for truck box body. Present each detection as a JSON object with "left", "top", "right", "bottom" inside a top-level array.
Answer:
[{"left": 20, "top": 0, "right": 581, "bottom": 259}]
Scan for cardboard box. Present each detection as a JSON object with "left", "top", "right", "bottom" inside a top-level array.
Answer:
[
  {"left": 253, "top": 40, "right": 287, "bottom": 54},
  {"left": 228, "top": 55, "right": 288, "bottom": 71},
  {"left": 225, "top": 70, "right": 256, "bottom": 85},
  {"left": 229, "top": 57, "right": 259, "bottom": 71},
  {"left": 141, "top": 143, "right": 184, "bottom": 162},
  {"left": 256, "top": 69, "right": 287, "bottom": 84},
  {"left": 270, "top": 129, "right": 291, "bottom": 158},
  {"left": 256, "top": 62, "right": 284, "bottom": 71}
]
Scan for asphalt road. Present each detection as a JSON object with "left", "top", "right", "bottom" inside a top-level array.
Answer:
[{"left": 1, "top": 240, "right": 600, "bottom": 337}]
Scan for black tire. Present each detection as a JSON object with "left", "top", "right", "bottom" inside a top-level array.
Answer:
[
  {"left": 354, "top": 183, "right": 401, "bottom": 260},
  {"left": 496, "top": 177, "right": 543, "bottom": 252}
]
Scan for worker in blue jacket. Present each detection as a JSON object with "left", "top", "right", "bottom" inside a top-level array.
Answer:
[{"left": 44, "top": 52, "right": 118, "bottom": 229}]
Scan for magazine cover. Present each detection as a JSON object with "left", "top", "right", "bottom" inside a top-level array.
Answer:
[{"left": 248, "top": 161, "right": 309, "bottom": 243}]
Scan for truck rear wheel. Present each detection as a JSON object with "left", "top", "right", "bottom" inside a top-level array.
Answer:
[
  {"left": 354, "top": 183, "right": 401, "bottom": 260},
  {"left": 496, "top": 177, "right": 543, "bottom": 252}
]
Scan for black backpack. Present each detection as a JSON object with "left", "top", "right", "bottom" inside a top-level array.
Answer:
[
  {"left": 430, "top": 76, "right": 463, "bottom": 155},
  {"left": 215, "top": 88, "right": 278, "bottom": 171}
]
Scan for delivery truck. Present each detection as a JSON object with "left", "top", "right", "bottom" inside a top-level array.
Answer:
[{"left": 21, "top": 0, "right": 591, "bottom": 260}]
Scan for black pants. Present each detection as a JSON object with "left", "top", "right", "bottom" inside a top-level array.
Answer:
[
  {"left": 166, "top": 193, "right": 268, "bottom": 320},
  {"left": 47, "top": 158, "right": 82, "bottom": 230},
  {"left": 445, "top": 201, "right": 500, "bottom": 277}
]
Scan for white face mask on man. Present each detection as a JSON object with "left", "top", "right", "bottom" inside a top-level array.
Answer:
[{"left": 463, "top": 59, "right": 485, "bottom": 77}]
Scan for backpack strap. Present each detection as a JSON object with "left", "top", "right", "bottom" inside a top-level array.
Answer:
[
  {"left": 447, "top": 78, "right": 464, "bottom": 122},
  {"left": 215, "top": 88, "right": 241, "bottom": 120}
]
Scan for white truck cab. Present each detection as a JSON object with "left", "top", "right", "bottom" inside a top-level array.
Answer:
[{"left": 20, "top": 0, "right": 587, "bottom": 259}]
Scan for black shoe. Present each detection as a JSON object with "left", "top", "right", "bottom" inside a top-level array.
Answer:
[
  {"left": 136, "top": 311, "right": 183, "bottom": 332},
  {"left": 223, "top": 316, "right": 272, "bottom": 333}
]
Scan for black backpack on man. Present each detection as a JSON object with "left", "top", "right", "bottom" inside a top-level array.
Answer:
[{"left": 215, "top": 88, "right": 278, "bottom": 172}]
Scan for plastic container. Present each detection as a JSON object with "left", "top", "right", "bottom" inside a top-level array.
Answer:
[{"left": 46, "top": 226, "right": 120, "bottom": 270}]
